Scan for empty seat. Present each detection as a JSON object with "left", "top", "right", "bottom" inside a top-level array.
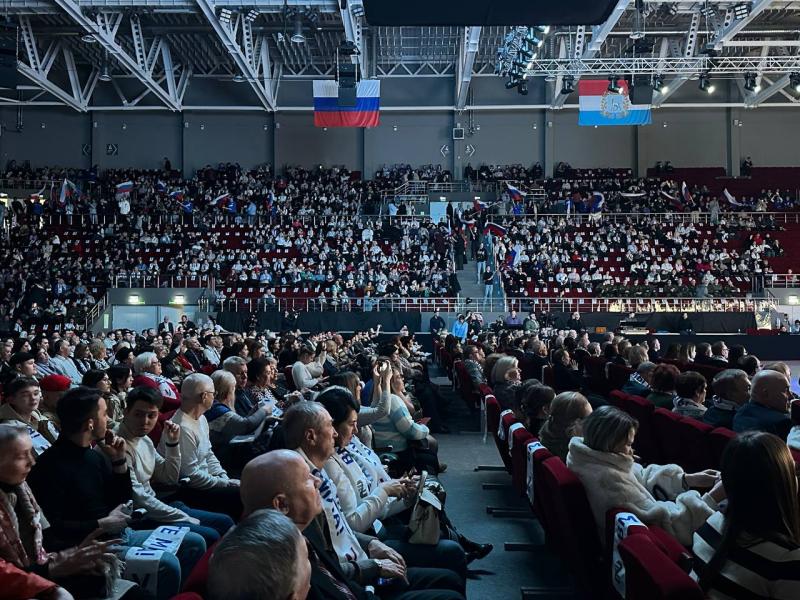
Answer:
[
  {"left": 617, "top": 534, "right": 703, "bottom": 600},
  {"left": 652, "top": 408, "right": 685, "bottom": 466}
]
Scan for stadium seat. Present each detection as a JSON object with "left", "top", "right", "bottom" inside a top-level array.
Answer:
[
  {"left": 607, "top": 363, "right": 634, "bottom": 391},
  {"left": 182, "top": 542, "right": 217, "bottom": 595},
  {"left": 674, "top": 417, "right": 715, "bottom": 472},
  {"left": 539, "top": 457, "right": 604, "bottom": 596},
  {"left": 617, "top": 534, "right": 703, "bottom": 600},
  {"left": 510, "top": 426, "right": 535, "bottom": 496},
  {"left": 708, "top": 427, "right": 736, "bottom": 468},
  {"left": 652, "top": 408, "right": 685, "bottom": 466},
  {"left": 621, "top": 395, "right": 659, "bottom": 465}
]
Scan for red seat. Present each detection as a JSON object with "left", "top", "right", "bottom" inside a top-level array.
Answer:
[
  {"left": 539, "top": 457, "right": 604, "bottom": 594},
  {"left": 676, "top": 417, "right": 715, "bottom": 472},
  {"left": 652, "top": 408, "right": 685, "bottom": 466},
  {"left": 171, "top": 594, "right": 203, "bottom": 600},
  {"left": 485, "top": 394, "right": 501, "bottom": 438},
  {"left": 527, "top": 442, "right": 556, "bottom": 537},
  {"left": 609, "top": 389, "right": 628, "bottom": 410},
  {"left": 583, "top": 356, "right": 609, "bottom": 395},
  {"left": 510, "top": 426, "right": 535, "bottom": 496},
  {"left": 541, "top": 365, "right": 555, "bottom": 388},
  {"left": 618, "top": 534, "right": 703, "bottom": 600},
  {"left": 622, "top": 395, "right": 659, "bottom": 465},
  {"left": 283, "top": 365, "right": 297, "bottom": 391},
  {"left": 496, "top": 410, "right": 518, "bottom": 472},
  {"left": 709, "top": 427, "right": 736, "bottom": 468},
  {"left": 453, "top": 360, "right": 480, "bottom": 409}
]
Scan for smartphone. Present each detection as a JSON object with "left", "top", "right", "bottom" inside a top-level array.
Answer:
[{"left": 131, "top": 508, "right": 147, "bottom": 521}]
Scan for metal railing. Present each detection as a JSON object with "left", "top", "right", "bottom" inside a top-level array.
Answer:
[
  {"left": 84, "top": 292, "right": 108, "bottom": 332},
  {"left": 113, "top": 275, "right": 212, "bottom": 288},
  {"left": 0, "top": 178, "right": 60, "bottom": 191},
  {"left": 764, "top": 274, "right": 800, "bottom": 289},
  {"left": 210, "top": 295, "right": 775, "bottom": 314}
]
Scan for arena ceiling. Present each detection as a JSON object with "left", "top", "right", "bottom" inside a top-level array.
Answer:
[{"left": 4, "top": 0, "right": 800, "bottom": 111}]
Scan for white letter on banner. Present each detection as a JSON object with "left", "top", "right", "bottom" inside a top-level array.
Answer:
[
  {"left": 610, "top": 512, "right": 644, "bottom": 598},
  {"left": 141, "top": 525, "right": 189, "bottom": 554},
  {"left": 124, "top": 547, "right": 164, "bottom": 596},
  {"left": 526, "top": 441, "right": 544, "bottom": 505}
]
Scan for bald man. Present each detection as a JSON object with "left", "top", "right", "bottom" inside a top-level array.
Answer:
[
  {"left": 733, "top": 370, "right": 793, "bottom": 438},
  {"left": 240, "top": 451, "right": 464, "bottom": 600}
]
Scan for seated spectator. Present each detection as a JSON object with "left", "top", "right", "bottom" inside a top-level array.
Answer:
[
  {"left": 207, "top": 509, "right": 312, "bottom": 600},
  {"left": 27, "top": 386, "right": 207, "bottom": 600},
  {"left": 519, "top": 383, "right": 555, "bottom": 433},
  {"left": 316, "top": 387, "right": 483, "bottom": 570},
  {"left": 733, "top": 370, "right": 793, "bottom": 438},
  {"left": 679, "top": 343, "right": 696, "bottom": 364},
  {"left": 627, "top": 345, "right": 649, "bottom": 369},
  {"left": 71, "top": 343, "right": 92, "bottom": 377},
  {"left": 132, "top": 351, "right": 180, "bottom": 411},
  {"left": 292, "top": 346, "right": 328, "bottom": 391},
  {"left": 159, "top": 373, "right": 243, "bottom": 519},
  {"left": 693, "top": 431, "right": 800, "bottom": 598},
  {"left": 49, "top": 341, "right": 82, "bottom": 386},
  {"left": 0, "top": 424, "right": 140, "bottom": 600},
  {"left": 708, "top": 342, "right": 729, "bottom": 366},
  {"left": 107, "top": 365, "right": 133, "bottom": 425},
  {"left": 0, "top": 377, "right": 58, "bottom": 455},
  {"left": 330, "top": 363, "right": 391, "bottom": 443},
  {"left": 490, "top": 356, "right": 521, "bottom": 411},
  {"left": 117, "top": 386, "right": 233, "bottom": 545},
  {"left": 462, "top": 345, "right": 486, "bottom": 387},
  {"left": 646, "top": 364, "right": 680, "bottom": 409},
  {"left": 567, "top": 406, "right": 726, "bottom": 545},
  {"left": 81, "top": 369, "right": 111, "bottom": 397},
  {"left": 703, "top": 369, "right": 750, "bottom": 430},
  {"left": 552, "top": 348, "right": 583, "bottom": 393},
  {"left": 206, "top": 369, "right": 269, "bottom": 472},
  {"left": 38, "top": 374, "right": 71, "bottom": 428},
  {"left": 239, "top": 449, "right": 465, "bottom": 600},
  {"left": 7, "top": 351, "right": 36, "bottom": 382},
  {"left": 727, "top": 345, "right": 747, "bottom": 367},
  {"left": 739, "top": 354, "right": 761, "bottom": 377},
  {"left": 694, "top": 342, "right": 713, "bottom": 365},
  {"left": 673, "top": 371, "right": 708, "bottom": 418},
  {"left": 88, "top": 339, "right": 111, "bottom": 371},
  {"left": 222, "top": 356, "right": 254, "bottom": 416},
  {"left": 520, "top": 339, "right": 549, "bottom": 381},
  {"left": 245, "top": 356, "right": 290, "bottom": 416},
  {"left": 371, "top": 368, "right": 443, "bottom": 474},
  {"left": 620, "top": 361, "right": 656, "bottom": 397},
  {"left": 538, "top": 392, "right": 592, "bottom": 461}
]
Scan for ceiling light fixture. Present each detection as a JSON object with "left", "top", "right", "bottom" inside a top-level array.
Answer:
[{"left": 291, "top": 13, "right": 306, "bottom": 43}]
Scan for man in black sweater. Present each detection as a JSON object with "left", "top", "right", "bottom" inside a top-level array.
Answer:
[{"left": 28, "top": 386, "right": 207, "bottom": 600}]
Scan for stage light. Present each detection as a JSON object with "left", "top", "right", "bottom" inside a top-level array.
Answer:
[
  {"left": 743, "top": 72, "right": 757, "bottom": 92},
  {"left": 607, "top": 75, "right": 620, "bottom": 93},
  {"left": 790, "top": 72, "right": 800, "bottom": 92},
  {"left": 699, "top": 74, "right": 715, "bottom": 94},
  {"left": 505, "top": 78, "right": 520, "bottom": 89},
  {"left": 561, "top": 75, "right": 575, "bottom": 95},
  {"left": 219, "top": 8, "right": 233, "bottom": 25},
  {"left": 518, "top": 81, "right": 529, "bottom": 95},
  {"left": 733, "top": 3, "right": 750, "bottom": 20},
  {"left": 291, "top": 13, "right": 306, "bottom": 43},
  {"left": 653, "top": 74, "right": 666, "bottom": 92},
  {"left": 245, "top": 9, "right": 259, "bottom": 22}
]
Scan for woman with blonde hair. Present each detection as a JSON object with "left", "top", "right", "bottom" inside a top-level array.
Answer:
[
  {"left": 694, "top": 431, "right": 800, "bottom": 598},
  {"left": 538, "top": 392, "right": 592, "bottom": 461},
  {"left": 491, "top": 356, "right": 521, "bottom": 410}
]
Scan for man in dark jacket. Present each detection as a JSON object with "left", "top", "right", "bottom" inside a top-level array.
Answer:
[{"left": 240, "top": 450, "right": 464, "bottom": 600}]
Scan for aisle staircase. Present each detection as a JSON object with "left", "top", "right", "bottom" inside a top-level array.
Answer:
[{"left": 455, "top": 256, "right": 507, "bottom": 313}]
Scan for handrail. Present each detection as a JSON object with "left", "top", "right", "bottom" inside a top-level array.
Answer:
[
  {"left": 384, "top": 210, "right": 800, "bottom": 224},
  {"left": 764, "top": 274, "right": 800, "bottom": 288},
  {"left": 0, "top": 177, "right": 60, "bottom": 191},
  {"left": 113, "top": 274, "right": 213, "bottom": 288},
  {"left": 210, "top": 296, "right": 775, "bottom": 314}
]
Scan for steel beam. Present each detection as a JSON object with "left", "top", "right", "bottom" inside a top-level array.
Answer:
[
  {"left": 653, "top": 10, "right": 700, "bottom": 106},
  {"left": 51, "top": 0, "right": 182, "bottom": 110},
  {"left": 195, "top": 0, "right": 276, "bottom": 111},
  {"left": 551, "top": 0, "right": 631, "bottom": 109},
  {"left": 455, "top": 26, "right": 481, "bottom": 110},
  {"left": 339, "top": 0, "right": 367, "bottom": 77},
  {"left": 710, "top": 0, "right": 778, "bottom": 50},
  {"left": 748, "top": 72, "right": 791, "bottom": 105}
]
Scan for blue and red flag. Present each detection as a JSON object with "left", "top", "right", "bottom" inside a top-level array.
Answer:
[
  {"left": 473, "top": 199, "right": 488, "bottom": 211},
  {"left": 313, "top": 80, "right": 380, "bottom": 128},
  {"left": 214, "top": 193, "right": 230, "bottom": 207},
  {"left": 590, "top": 191, "right": 605, "bottom": 213},
  {"left": 170, "top": 190, "right": 185, "bottom": 202},
  {"left": 578, "top": 79, "right": 651, "bottom": 126},
  {"left": 484, "top": 222, "right": 506, "bottom": 237},
  {"left": 156, "top": 180, "right": 167, "bottom": 193},
  {"left": 58, "top": 179, "right": 80, "bottom": 206},
  {"left": 681, "top": 181, "right": 694, "bottom": 206},
  {"left": 116, "top": 181, "right": 134, "bottom": 195}
]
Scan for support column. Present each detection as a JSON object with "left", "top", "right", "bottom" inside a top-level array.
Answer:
[
  {"left": 728, "top": 107, "right": 742, "bottom": 176},
  {"left": 543, "top": 110, "right": 555, "bottom": 177}
]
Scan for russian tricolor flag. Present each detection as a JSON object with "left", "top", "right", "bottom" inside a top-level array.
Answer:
[
  {"left": 484, "top": 222, "right": 507, "bottom": 238},
  {"left": 506, "top": 183, "right": 526, "bottom": 203},
  {"left": 116, "top": 181, "right": 134, "bottom": 195},
  {"left": 681, "top": 181, "right": 694, "bottom": 205},
  {"left": 313, "top": 80, "right": 380, "bottom": 128},
  {"left": 170, "top": 190, "right": 185, "bottom": 202},
  {"left": 578, "top": 79, "right": 651, "bottom": 127}
]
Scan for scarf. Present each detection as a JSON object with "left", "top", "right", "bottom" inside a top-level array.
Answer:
[
  {"left": 346, "top": 437, "right": 391, "bottom": 487},
  {"left": 141, "top": 372, "right": 179, "bottom": 400},
  {"left": 0, "top": 483, "right": 48, "bottom": 568},
  {"left": 298, "top": 449, "right": 365, "bottom": 563}
]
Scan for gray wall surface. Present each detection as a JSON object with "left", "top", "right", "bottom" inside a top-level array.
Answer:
[{"left": 1, "top": 76, "right": 798, "bottom": 175}]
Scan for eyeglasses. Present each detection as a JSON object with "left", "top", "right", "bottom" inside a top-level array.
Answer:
[{"left": 202, "top": 390, "right": 215, "bottom": 398}]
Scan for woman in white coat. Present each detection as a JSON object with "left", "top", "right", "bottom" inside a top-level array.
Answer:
[{"left": 566, "top": 405, "right": 726, "bottom": 546}]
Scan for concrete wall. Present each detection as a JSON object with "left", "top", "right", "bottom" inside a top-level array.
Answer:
[{"left": 2, "top": 77, "right": 799, "bottom": 175}]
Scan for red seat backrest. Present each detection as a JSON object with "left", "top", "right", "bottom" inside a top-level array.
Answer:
[
  {"left": 485, "top": 395, "right": 501, "bottom": 436},
  {"left": 607, "top": 363, "right": 634, "bottom": 391},
  {"left": 497, "top": 411, "right": 518, "bottom": 471},
  {"left": 709, "top": 427, "right": 736, "bottom": 468},
  {"left": 539, "top": 457, "right": 604, "bottom": 592},
  {"left": 624, "top": 395, "right": 658, "bottom": 465},
  {"left": 618, "top": 534, "right": 704, "bottom": 600},
  {"left": 609, "top": 390, "right": 628, "bottom": 410},
  {"left": 529, "top": 444, "right": 556, "bottom": 534},
  {"left": 171, "top": 594, "right": 203, "bottom": 600},
  {"left": 542, "top": 365, "right": 555, "bottom": 388},
  {"left": 283, "top": 365, "right": 297, "bottom": 391},
  {"left": 148, "top": 409, "right": 177, "bottom": 446},
  {"left": 676, "top": 417, "right": 715, "bottom": 471},
  {"left": 583, "top": 356, "right": 610, "bottom": 395},
  {"left": 652, "top": 408, "right": 685, "bottom": 466},
  {"left": 510, "top": 427, "right": 535, "bottom": 496}
]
